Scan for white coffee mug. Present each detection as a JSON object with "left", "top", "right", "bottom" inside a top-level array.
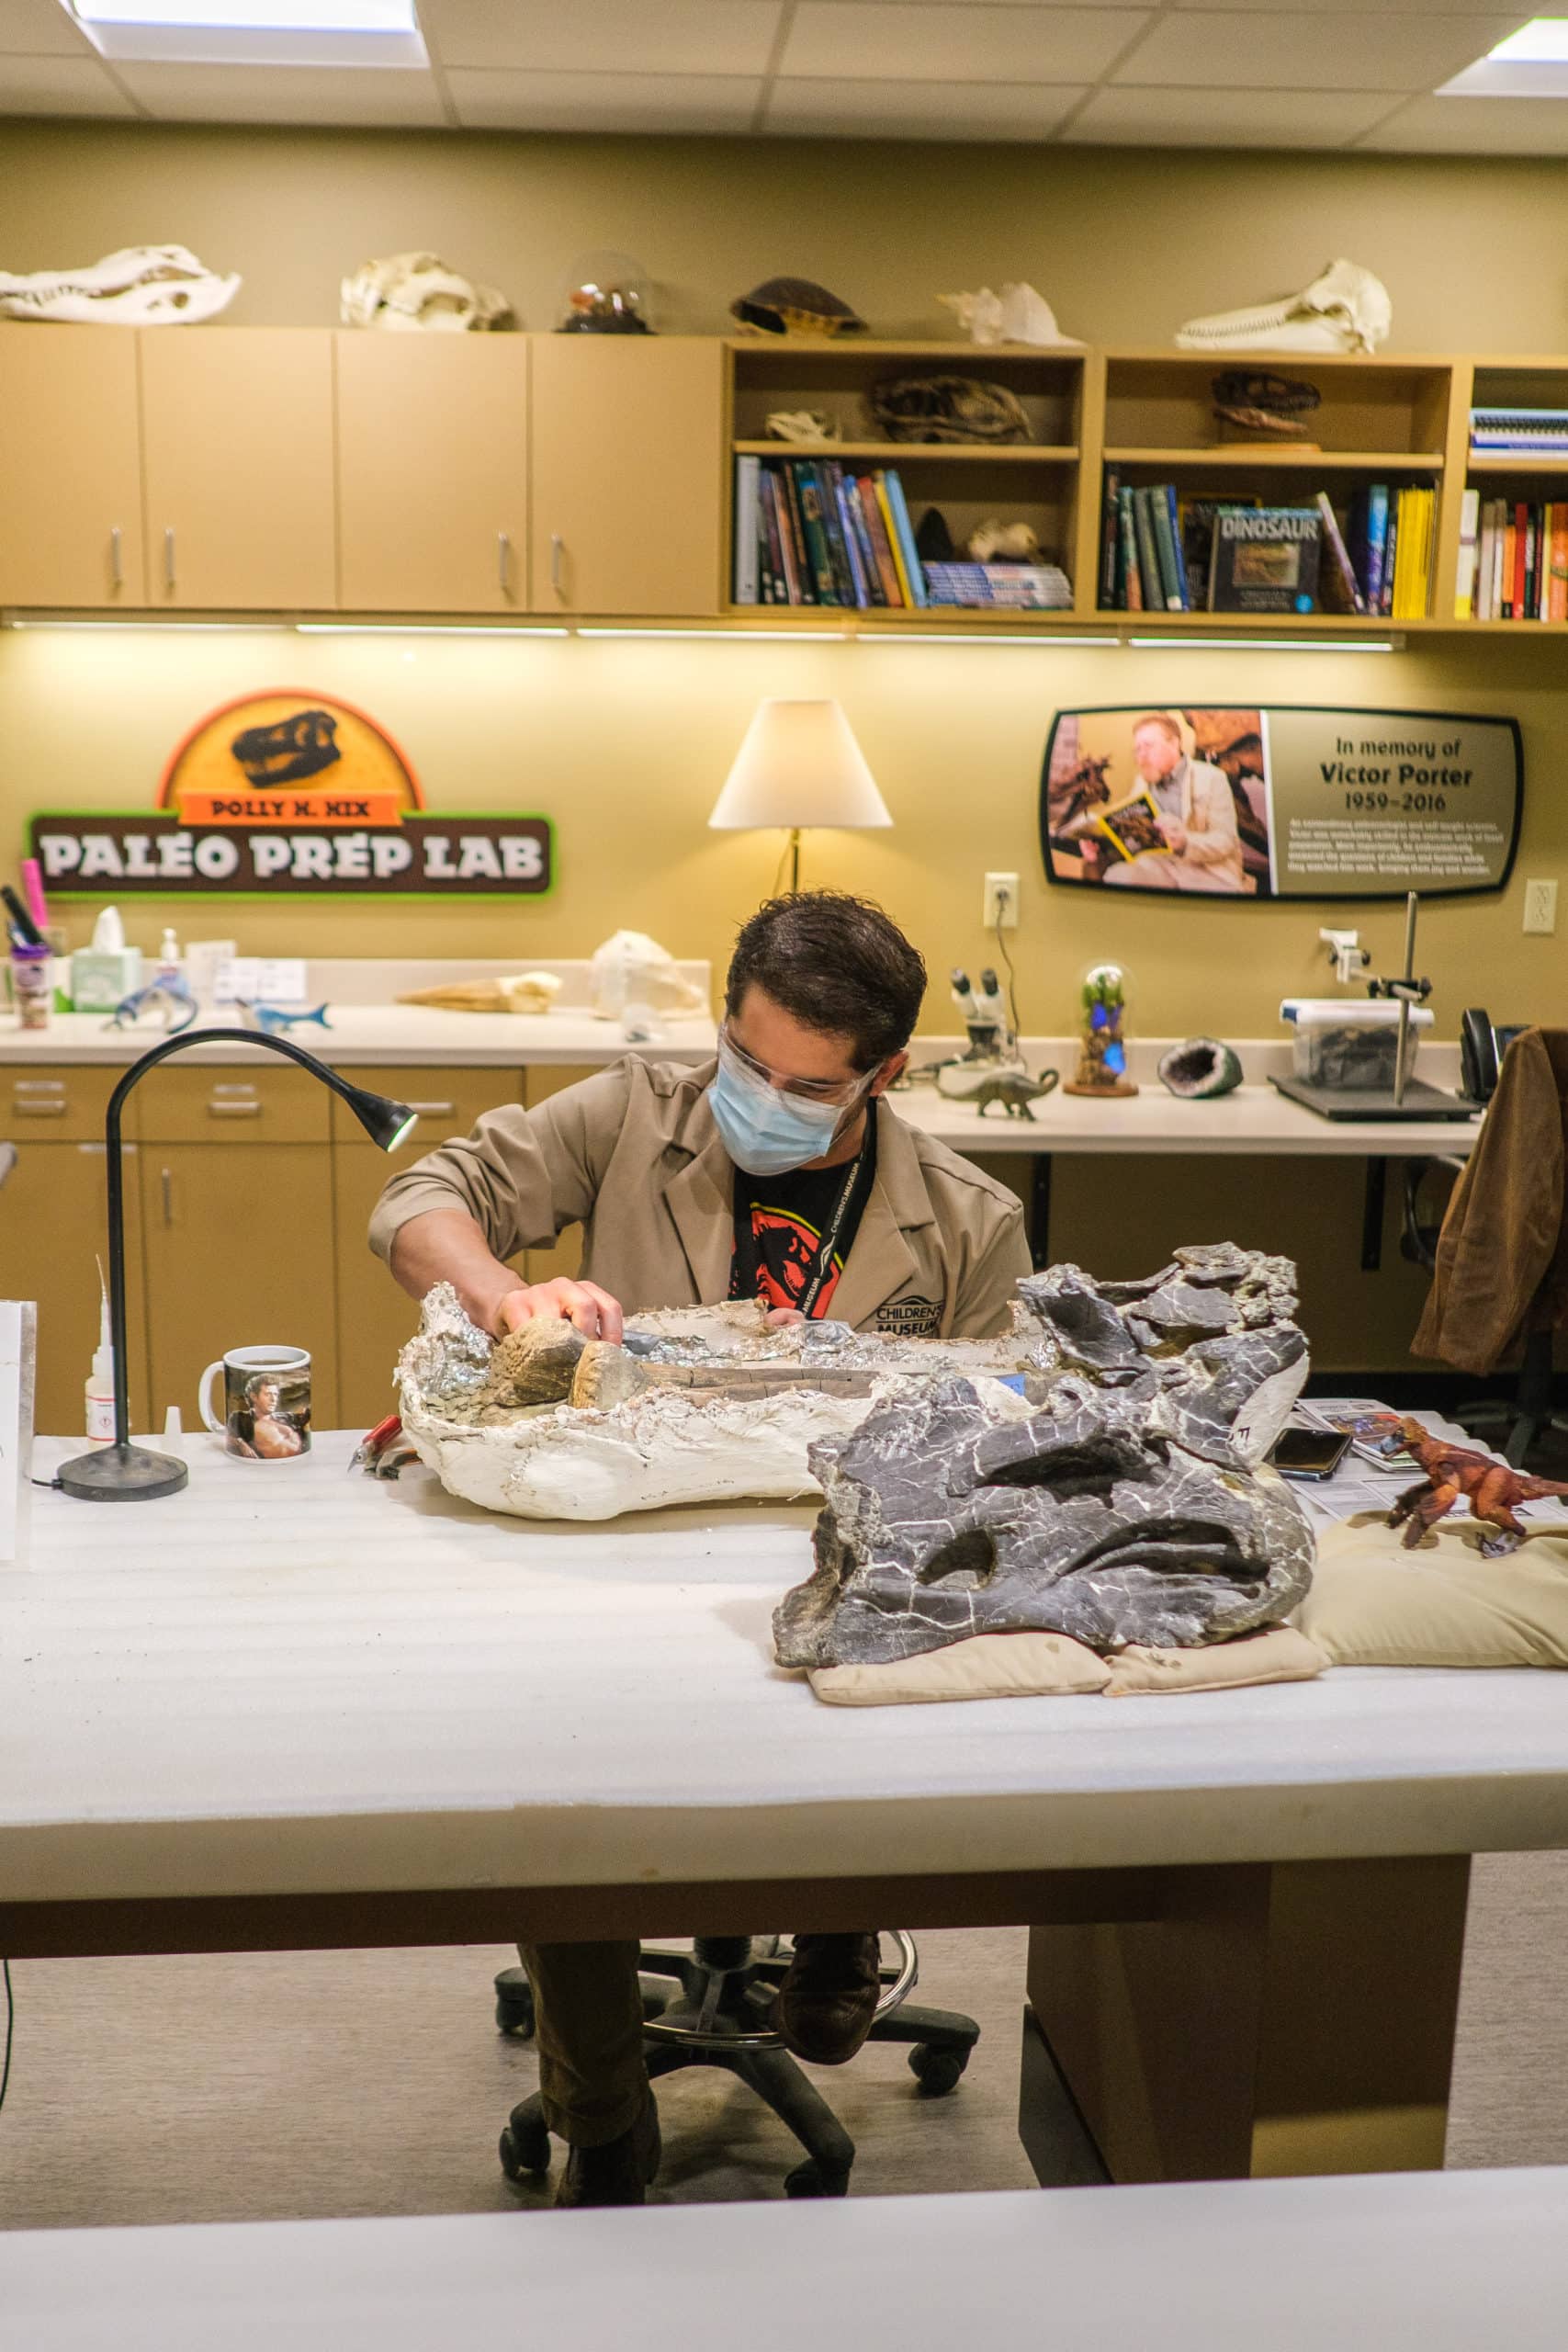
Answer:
[{"left": 199, "top": 1343, "right": 312, "bottom": 1462}]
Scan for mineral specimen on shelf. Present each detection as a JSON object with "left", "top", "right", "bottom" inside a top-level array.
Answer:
[
  {"left": 1157, "top": 1037, "right": 1244, "bottom": 1099},
  {"left": 773, "top": 1375, "right": 1314, "bottom": 1669}
]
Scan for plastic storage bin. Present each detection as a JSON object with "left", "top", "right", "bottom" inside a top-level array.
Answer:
[{"left": 1280, "top": 999, "right": 1434, "bottom": 1091}]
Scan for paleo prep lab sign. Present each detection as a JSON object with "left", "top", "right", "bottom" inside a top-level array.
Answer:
[
  {"left": 1041, "top": 706, "right": 1521, "bottom": 901},
  {"left": 28, "top": 688, "right": 552, "bottom": 899}
]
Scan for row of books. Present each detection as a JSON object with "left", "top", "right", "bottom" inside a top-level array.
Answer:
[
  {"left": 1456, "top": 491, "right": 1568, "bottom": 621},
  {"left": 1097, "top": 474, "right": 1434, "bottom": 618},
  {"left": 1470, "top": 405, "right": 1568, "bottom": 455},
  {"left": 734, "top": 456, "right": 927, "bottom": 608}
]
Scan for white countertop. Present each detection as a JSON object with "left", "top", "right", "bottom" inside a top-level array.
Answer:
[
  {"left": 5, "top": 1431, "right": 1564, "bottom": 1912},
  {"left": 0, "top": 1008, "right": 1480, "bottom": 1155},
  {"left": 5, "top": 2171, "right": 1566, "bottom": 2351}
]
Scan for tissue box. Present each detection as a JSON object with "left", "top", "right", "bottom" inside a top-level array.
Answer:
[{"left": 70, "top": 947, "right": 143, "bottom": 1011}]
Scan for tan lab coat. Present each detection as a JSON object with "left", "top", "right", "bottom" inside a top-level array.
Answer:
[{"left": 369, "top": 1055, "right": 1032, "bottom": 1340}]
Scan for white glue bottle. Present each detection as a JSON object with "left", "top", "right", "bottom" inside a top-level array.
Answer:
[{"left": 85, "top": 1261, "right": 116, "bottom": 1445}]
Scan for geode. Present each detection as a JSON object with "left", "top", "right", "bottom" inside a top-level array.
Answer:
[{"left": 773, "top": 1375, "right": 1314, "bottom": 1669}]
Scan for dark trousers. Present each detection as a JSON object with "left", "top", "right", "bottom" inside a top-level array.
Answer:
[{"left": 518, "top": 1939, "right": 649, "bottom": 2148}]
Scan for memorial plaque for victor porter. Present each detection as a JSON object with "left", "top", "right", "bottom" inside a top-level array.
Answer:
[{"left": 1041, "top": 706, "right": 1520, "bottom": 902}]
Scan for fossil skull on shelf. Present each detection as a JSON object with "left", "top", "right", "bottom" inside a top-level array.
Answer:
[
  {"left": 1175, "top": 259, "right": 1393, "bottom": 355},
  {"left": 0, "top": 244, "right": 240, "bottom": 325},
  {"left": 340, "top": 252, "right": 513, "bottom": 334}
]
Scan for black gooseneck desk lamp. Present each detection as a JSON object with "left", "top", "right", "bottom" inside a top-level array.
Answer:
[{"left": 56, "top": 1031, "right": 417, "bottom": 1504}]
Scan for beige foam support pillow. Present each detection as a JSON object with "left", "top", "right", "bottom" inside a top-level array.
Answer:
[
  {"left": 1104, "top": 1625, "right": 1325, "bottom": 1696},
  {"left": 1295, "top": 1512, "right": 1568, "bottom": 1668},
  {"left": 807, "top": 1631, "right": 1111, "bottom": 1706}
]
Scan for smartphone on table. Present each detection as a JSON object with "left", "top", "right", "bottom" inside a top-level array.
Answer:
[{"left": 1267, "top": 1427, "right": 1355, "bottom": 1482}]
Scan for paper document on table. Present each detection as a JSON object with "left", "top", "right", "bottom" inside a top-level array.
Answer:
[
  {"left": 213, "top": 957, "right": 309, "bottom": 1006},
  {"left": 1303, "top": 1396, "right": 1422, "bottom": 1473}
]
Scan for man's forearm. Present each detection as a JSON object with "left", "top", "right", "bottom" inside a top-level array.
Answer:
[{"left": 388, "top": 1208, "right": 522, "bottom": 1335}]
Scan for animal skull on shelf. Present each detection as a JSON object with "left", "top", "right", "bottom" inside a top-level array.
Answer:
[
  {"left": 340, "top": 252, "right": 513, "bottom": 334},
  {"left": 1176, "top": 259, "right": 1393, "bottom": 355},
  {"left": 939, "top": 282, "right": 1077, "bottom": 348},
  {"left": 0, "top": 245, "right": 240, "bottom": 325}
]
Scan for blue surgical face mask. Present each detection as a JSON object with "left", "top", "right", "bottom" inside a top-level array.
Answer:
[{"left": 706, "top": 1034, "right": 869, "bottom": 1177}]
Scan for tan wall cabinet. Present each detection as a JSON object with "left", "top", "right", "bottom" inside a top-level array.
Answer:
[
  {"left": 139, "top": 328, "right": 337, "bottom": 610},
  {"left": 531, "top": 339, "right": 724, "bottom": 616},
  {"left": 335, "top": 336, "right": 530, "bottom": 614},
  {"left": 0, "top": 325, "right": 145, "bottom": 607},
  {"left": 0, "top": 1137, "right": 150, "bottom": 1439},
  {"left": 331, "top": 1065, "right": 522, "bottom": 1430}
]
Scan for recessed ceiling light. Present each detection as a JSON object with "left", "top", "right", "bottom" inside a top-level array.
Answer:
[
  {"left": 67, "top": 0, "right": 427, "bottom": 67},
  {"left": 1487, "top": 17, "right": 1568, "bottom": 62},
  {"left": 1438, "top": 18, "right": 1568, "bottom": 96}
]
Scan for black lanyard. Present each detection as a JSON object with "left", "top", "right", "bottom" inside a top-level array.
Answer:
[{"left": 732, "top": 1110, "right": 878, "bottom": 1318}]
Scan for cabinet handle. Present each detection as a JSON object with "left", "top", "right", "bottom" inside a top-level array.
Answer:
[
  {"left": 402, "top": 1100, "right": 455, "bottom": 1115},
  {"left": 164, "top": 526, "right": 176, "bottom": 590},
  {"left": 110, "top": 526, "right": 124, "bottom": 588},
  {"left": 207, "top": 1101, "right": 262, "bottom": 1117},
  {"left": 161, "top": 1167, "right": 174, "bottom": 1224},
  {"left": 549, "top": 533, "right": 564, "bottom": 596},
  {"left": 76, "top": 1141, "right": 137, "bottom": 1157},
  {"left": 12, "top": 1100, "right": 65, "bottom": 1116},
  {"left": 498, "top": 531, "right": 512, "bottom": 594}
]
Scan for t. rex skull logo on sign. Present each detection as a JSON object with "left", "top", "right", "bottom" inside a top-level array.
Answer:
[
  {"left": 230, "top": 707, "right": 342, "bottom": 789},
  {"left": 162, "top": 688, "right": 421, "bottom": 823}
]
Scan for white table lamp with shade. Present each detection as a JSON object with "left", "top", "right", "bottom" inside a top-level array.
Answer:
[{"left": 708, "top": 698, "right": 892, "bottom": 891}]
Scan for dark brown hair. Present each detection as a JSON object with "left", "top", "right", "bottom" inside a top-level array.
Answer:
[{"left": 725, "top": 892, "right": 926, "bottom": 1071}]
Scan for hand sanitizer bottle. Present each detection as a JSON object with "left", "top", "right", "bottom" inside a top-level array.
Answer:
[
  {"left": 85, "top": 1265, "right": 115, "bottom": 1446},
  {"left": 155, "top": 925, "right": 181, "bottom": 984}
]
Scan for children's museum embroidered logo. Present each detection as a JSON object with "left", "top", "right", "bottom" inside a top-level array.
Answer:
[{"left": 28, "top": 688, "right": 553, "bottom": 899}]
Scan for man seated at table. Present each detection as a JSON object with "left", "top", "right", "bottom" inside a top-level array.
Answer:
[{"left": 370, "top": 890, "right": 1031, "bottom": 2205}]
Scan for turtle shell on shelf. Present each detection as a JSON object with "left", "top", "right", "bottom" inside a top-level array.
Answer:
[
  {"left": 1157, "top": 1038, "right": 1245, "bottom": 1100},
  {"left": 730, "top": 277, "right": 866, "bottom": 336}
]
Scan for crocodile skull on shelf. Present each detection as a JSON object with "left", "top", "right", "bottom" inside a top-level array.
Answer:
[
  {"left": 0, "top": 245, "right": 240, "bottom": 325},
  {"left": 1176, "top": 259, "right": 1393, "bottom": 356}
]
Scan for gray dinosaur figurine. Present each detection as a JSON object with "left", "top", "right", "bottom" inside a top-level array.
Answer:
[{"left": 936, "top": 1064, "right": 1060, "bottom": 1121}]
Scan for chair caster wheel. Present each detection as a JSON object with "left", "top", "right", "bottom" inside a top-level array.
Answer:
[
  {"left": 495, "top": 1985, "right": 536, "bottom": 2038},
  {"left": 908, "top": 2044, "right": 967, "bottom": 2097},
  {"left": 784, "top": 2158, "right": 851, "bottom": 2199},
  {"left": 500, "top": 2113, "right": 553, "bottom": 2181}
]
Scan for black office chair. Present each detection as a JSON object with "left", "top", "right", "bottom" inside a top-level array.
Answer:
[{"left": 493, "top": 1932, "right": 980, "bottom": 2198}]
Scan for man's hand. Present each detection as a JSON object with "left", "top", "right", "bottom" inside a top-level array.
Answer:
[
  {"left": 765, "top": 1307, "right": 807, "bottom": 1328},
  {"left": 1157, "top": 813, "right": 1188, "bottom": 854},
  {"left": 495, "top": 1278, "right": 625, "bottom": 1343}
]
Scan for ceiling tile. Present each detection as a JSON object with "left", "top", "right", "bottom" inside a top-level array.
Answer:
[
  {"left": 1113, "top": 12, "right": 1527, "bottom": 93},
  {"left": 766, "top": 74, "right": 1089, "bottom": 136},
  {"left": 421, "top": 0, "right": 781, "bottom": 76},
  {"left": 1359, "top": 93, "right": 1568, "bottom": 153},
  {"left": 0, "top": 0, "right": 95, "bottom": 55},
  {"left": 1065, "top": 83, "right": 1398, "bottom": 144},
  {"left": 114, "top": 62, "right": 448, "bottom": 125},
  {"left": 0, "top": 51, "right": 136, "bottom": 111},
  {"left": 448, "top": 67, "right": 762, "bottom": 130},
  {"left": 782, "top": 3, "right": 1147, "bottom": 81}
]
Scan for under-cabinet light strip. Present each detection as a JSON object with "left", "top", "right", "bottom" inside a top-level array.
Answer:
[
  {"left": 296, "top": 623, "right": 571, "bottom": 637},
  {"left": 859, "top": 631, "right": 1121, "bottom": 647},
  {"left": 1125, "top": 635, "right": 1399, "bottom": 652},
  {"left": 575, "top": 627, "right": 851, "bottom": 639}
]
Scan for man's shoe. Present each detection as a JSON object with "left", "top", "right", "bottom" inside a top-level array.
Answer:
[
  {"left": 777, "top": 1932, "right": 883, "bottom": 2065},
  {"left": 554, "top": 2092, "right": 661, "bottom": 2209}
]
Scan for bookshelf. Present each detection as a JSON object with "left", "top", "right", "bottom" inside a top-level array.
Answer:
[
  {"left": 725, "top": 338, "right": 1088, "bottom": 625},
  {"left": 1457, "top": 360, "right": 1568, "bottom": 626}
]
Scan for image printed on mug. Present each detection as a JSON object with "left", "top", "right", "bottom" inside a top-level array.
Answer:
[{"left": 228, "top": 1365, "right": 311, "bottom": 1460}]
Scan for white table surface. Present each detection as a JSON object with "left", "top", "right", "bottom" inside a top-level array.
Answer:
[
  {"left": 6, "top": 1431, "right": 1566, "bottom": 1912},
  {"left": 5, "top": 2171, "right": 1565, "bottom": 2351}
]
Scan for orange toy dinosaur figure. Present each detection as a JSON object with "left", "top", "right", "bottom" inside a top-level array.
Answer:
[{"left": 1387, "top": 1418, "right": 1568, "bottom": 1556}]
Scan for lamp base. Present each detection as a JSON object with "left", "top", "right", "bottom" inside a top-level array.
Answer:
[{"left": 56, "top": 1442, "right": 189, "bottom": 1502}]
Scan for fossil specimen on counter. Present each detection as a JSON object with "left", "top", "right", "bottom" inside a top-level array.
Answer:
[{"left": 398, "top": 1244, "right": 1308, "bottom": 1534}]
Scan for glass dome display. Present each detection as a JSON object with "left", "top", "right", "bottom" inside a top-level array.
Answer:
[{"left": 558, "top": 250, "right": 653, "bottom": 334}]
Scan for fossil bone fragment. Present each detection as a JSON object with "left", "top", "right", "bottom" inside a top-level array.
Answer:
[
  {"left": 965, "top": 519, "right": 1042, "bottom": 563},
  {"left": 1176, "top": 260, "right": 1392, "bottom": 355},
  {"left": 773, "top": 1375, "right": 1314, "bottom": 1669},
  {"left": 939, "top": 282, "right": 1078, "bottom": 348},
  {"left": 340, "top": 252, "right": 513, "bottom": 334},
  {"left": 398, "top": 1246, "right": 1308, "bottom": 1530},
  {"left": 0, "top": 245, "right": 240, "bottom": 325},
  {"left": 398, "top": 973, "right": 562, "bottom": 1016},
  {"left": 589, "top": 931, "right": 708, "bottom": 1023}
]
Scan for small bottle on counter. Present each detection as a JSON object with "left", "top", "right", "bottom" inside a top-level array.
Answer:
[
  {"left": 85, "top": 1281, "right": 116, "bottom": 1445},
  {"left": 10, "top": 937, "right": 51, "bottom": 1031}
]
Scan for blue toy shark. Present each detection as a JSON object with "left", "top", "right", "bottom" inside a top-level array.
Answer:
[{"left": 236, "top": 1001, "right": 333, "bottom": 1036}]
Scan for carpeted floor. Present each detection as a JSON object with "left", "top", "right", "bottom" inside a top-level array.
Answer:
[{"left": 3, "top": 1856, "right": 1565, "bottom": 2228}]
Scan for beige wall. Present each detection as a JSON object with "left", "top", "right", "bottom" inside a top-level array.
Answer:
[
  {"left": 4, "top": 625, "right": 1561, "bottom": 1046},
  {"left": 0, "top": 118, "right": 1565, "bottom": 351}
]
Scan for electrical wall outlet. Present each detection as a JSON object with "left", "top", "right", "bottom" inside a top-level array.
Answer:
[
  {"left": 984, "top": 872, "right": 1020, "bottom": 929},
  {"left": 1524, "top": 877, "right": 1558, "bottom": 935}
]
